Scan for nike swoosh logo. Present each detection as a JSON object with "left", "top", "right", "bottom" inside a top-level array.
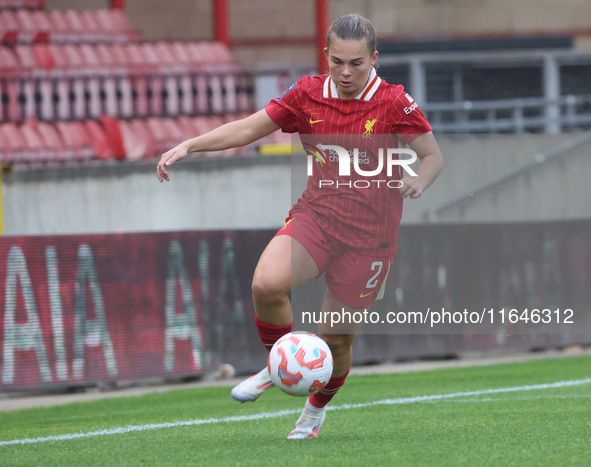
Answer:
[
  {"left": 359, "top": 290, "right": 375, "bottom": 298},
  {"left": 309, "top": 118, "right": 325, "bottom": 124}
]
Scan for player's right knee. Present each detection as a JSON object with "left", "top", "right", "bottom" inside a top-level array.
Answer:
[{"left": 251, "top": 275, "right": 288, "bottom": 306}]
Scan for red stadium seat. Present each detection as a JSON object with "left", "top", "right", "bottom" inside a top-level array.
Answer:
[
  {"left": 167, "top": 42, "right": 196, "bottom": 115},
  {"left": 128, "top": 118, "right": 156, "bottom": 159},
  {"left": 140, "top": 43, "right": 164, "bottom": 117},
  {"left": 93, "top": 9, "right": 140, "bottom": 42},
  {"left": 30, "top": 43, "right": 56, "bottom": 121},
  {"left": 0, "top": 125, "right": 12, "bottom": 164},
  {"left": 145, "top": 117, "right": 175, "bottom": 154},
  {"left": 0, "top": 11, "right": 20, "bottom": 33},
  {"left": 46, "top": 10, "right": 70, "bottom": 43},
  {"left": 121, "top": 43, "right": 151, "bottom": 117},
  {"left": 205, "top": 42, "right": 244, "bottom": 114},
  {"left": 158, "top": 117, "right": 184, "bottom": 146},
  {"left": 54, "top": 120, "right": 93, "bottom": 161},
  {"left": 192, "top": 116, "right": 216, "bottom": 135},
  {"left": 175, "top": 116, "right": 198, "bottom": 141},
  {"left": 61, "top": 44, "right": 87, "bottom": 119},
  {"left": 65, "top": 10, "right": 99, "bottom": 42},
  {"left": 15, "top": 45, "right": 37, "bottom": 69},
  {"left": 97, "top": 115, "right": 125, "bottom": 159},
  {"left": 83, "top": 119, "right": 115, "bottom": 160},
  {"left": 20, "top": 122, "right": 47, "bottom": 162},
  {"left": 117, "top": 119, "right": 143, "bottom": 161},
  {"left": 179, "top": 43, "right": 210, "bottom": 115},
  {"left": 191, "top": 42, "right": 231, "bottom": 115},
  {"left": 13, "top": 45, "right": 37, "bottom": 120},
  {"left": 78, "top": 44, "right": 102, "bottom": 118},
  {"left": 46, "top": 44, "right": 73, "bottom": 120},
  {"left": 0, "top": 46, "right": 21, "bottom": 122},
  {"left": 93, "top": 44, "right": 120, "bottom": 117},
  {"left": 109, "top": 9, "right": 134, "bottom": 33},
  {"left": 190, "top": 42, "right": 215, "bottom": 64},
  {"left": 79, "top": 11, "right": 105, "bottom": 42},
  {"left": 184, "top": 42, "right": 225, "bottom": 115},
  {"left": 0, "top": 123, "right": 27, "bottom": 163},
  {"left": 30, "top": 42, "right": 54, "bottom": 68},
  {"left": 15, "top": 9, "right": 37, "bottom": 31},
  {"left": 209, "top": 42, "right": 235, "bottom": 65},
  {"left": 153, "top": 42, "right": 182, "bottom": 117},
  {"left": 117, "top": 118, "right": 157, "bottom": 161},
  {"left": 62, "top": 10, "right": 86, "bottom": 37},
  {"left": 35, "top": 120, "right": 69, "bottom": 162},
  {"left": 93, "top": 9, "right": 119, "bottom": 34},
  {"left": 29, "top": 11, "right": 53, "bottom": 36},
  {"left": 2, "top": 10, "right": 45, "bottom": 43},
  {"left": 209, "top": 71, "right": 225, "bottom": 115},
  {"left": 0, "top": 124, "right": 7, "bottom": 163},
  {"left": 110, "top": 44, "right": 134, "bottom": 118}
]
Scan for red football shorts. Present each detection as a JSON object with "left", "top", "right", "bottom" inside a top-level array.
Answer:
[{"left": 275, "top": 209, "right": 395, "bottom": 308}]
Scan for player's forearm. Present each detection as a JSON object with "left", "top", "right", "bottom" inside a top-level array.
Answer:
[
  {"left": 182, "top": 119, "right": 251, "bottom": 153},
  {"left": 408, "top": 132, "right": 443, "bottom": 192},
  {"left": 414, "top": 151, "right": 443, "bottom": 192},
  {"left": 182, "top": 110, "right": 280, "bottom": 154}
]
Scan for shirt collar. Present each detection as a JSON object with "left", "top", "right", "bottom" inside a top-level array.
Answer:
[{"left": 323, "top": 67, "right": 381, "bottom": 101}]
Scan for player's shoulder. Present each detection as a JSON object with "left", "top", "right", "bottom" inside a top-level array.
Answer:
[
  {"left": 376, "top": 79, "right": 410, "bottom": 100},
  {"left": 296, "top": 75, "right": 325, "bottom": 93},
  {"left": 301, "top": 75, "right": 324, "bottom": 85},
  {"left": 376, "top": 79, "right": 421, "bottom": 112},
  {"left": 276, "top": 75, "right": 323, "bottom": 101}
]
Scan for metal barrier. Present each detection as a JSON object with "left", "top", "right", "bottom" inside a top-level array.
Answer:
[
  {"left": 250, "top": 49, "right": 591, "bottom": 134},
  {"left": 424, "top": 94, "right": 591, "bottom": 134}
]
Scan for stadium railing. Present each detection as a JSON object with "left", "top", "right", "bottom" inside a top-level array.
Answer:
[
  {"left": 424, "top": 94, "right": 591, "bottom": 134},
  {"left": 377, "top": 48, "right": 591, "bottom": 134}
]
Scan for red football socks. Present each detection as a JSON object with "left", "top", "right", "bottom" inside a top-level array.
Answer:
[
  {"left": 309, "top": 371, "right": 349, "bottom": 408},
  {"left": 254, "top": 316, "right": 294, "bottom": 352}
]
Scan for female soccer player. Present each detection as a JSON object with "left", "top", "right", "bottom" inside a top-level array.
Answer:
[{"left": 157, "top": 14, "right": 443, "bottom": 439}]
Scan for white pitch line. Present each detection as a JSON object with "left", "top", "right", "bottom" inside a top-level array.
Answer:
[{"left": 1, "top": 377, "right": 590, "bottom": 447}]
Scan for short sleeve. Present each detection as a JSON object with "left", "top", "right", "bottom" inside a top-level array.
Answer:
[
  {"left": 392, "top": 90, "right": 432, "bottom": 144},
  {"left": 265, "top": 79, "right": 306, "bottom": 134}
]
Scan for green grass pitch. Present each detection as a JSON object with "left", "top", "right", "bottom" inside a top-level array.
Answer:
[{"left": 0, "top": 355, "right": 590, "bottom": 466}]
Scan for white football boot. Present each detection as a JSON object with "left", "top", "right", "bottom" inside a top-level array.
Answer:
[
  {"left": 230, "top": 367, "right": 274, "bottom": 402},
  {"left": 287, "top": 398, "right": 327, "bottom": 439}
]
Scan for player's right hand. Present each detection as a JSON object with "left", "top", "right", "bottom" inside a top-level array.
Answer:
[{"left": 157, "top": 143, "right": 189, "bottom": 182}]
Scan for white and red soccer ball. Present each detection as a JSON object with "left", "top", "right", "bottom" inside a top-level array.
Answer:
[{"left": 268, "top": 332, "right": 334, "bottom": 397}]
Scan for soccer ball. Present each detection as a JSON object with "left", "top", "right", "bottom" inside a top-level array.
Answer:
[{"left": 268, "top": 332, "right": 333, "bottom": 397}]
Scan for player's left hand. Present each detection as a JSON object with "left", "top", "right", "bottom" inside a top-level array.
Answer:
[
  {"left": 399, "top": 177, "right": 424, "bottom": 199},
  {"left": 157, "top": 142, "right": 189, "bottom": 183}
]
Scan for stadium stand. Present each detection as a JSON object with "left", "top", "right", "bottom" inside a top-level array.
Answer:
[
  {"left": 0, "top": 8, "right": 140, "bottom": 44},
  {"left": 3, "top": 3, "right": 588, "bottom": 165},
  {"left": 0, "top": 2, "right": 257, "bottom": 165}
]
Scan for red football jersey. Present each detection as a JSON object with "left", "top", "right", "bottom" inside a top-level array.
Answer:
[{"left": 265, "top": 68, "right": 432, "bottom": 256}]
